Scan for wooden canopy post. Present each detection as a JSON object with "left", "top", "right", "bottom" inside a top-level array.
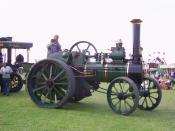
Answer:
[{"left": 27, "top": 49, "right": 30, "bottom": 62}]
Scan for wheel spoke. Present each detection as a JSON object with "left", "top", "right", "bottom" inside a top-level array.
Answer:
[
  {"left": 145, "top": 97, "right": 148, "bottom": 108},
  {"left": 41, "top": 73, "right": 48, "bottom": 81},
  {"left": 53, "top": 88, "right": 64, "bottom": 97},
  {"left": 86, "top": 44, "right": 90, "bottom": 51},
  {"left": 111, "top": 96, "right": 118, "bottom": 100},
  {"left": 33, "top": 86, "right": 46, "bottom": 92},
  {"left": 114, "top": 85, "right": 119, "bottom": 93},
  {"left": 119, "top": 82, "right": 123, "bottom": 91},
  {"left": 41, "top": 88, "right": 47, "bottom": 95},
  {"left": 45, "top": 90, "right": 49, "bottom": 98},
  {"left": 125, "top": 87, "right": 129, "bottom": 93},
  {"left": 141, "top": 97, "right": 146, "bottom": 106},
  {"left": 54, "top": 94, "right": 58, "bottom": 103},
  {"left": 58, "top": 76, "right": 67, "bottom": 82},
  {"left": 118, "top": 100, "right": 121, "bottom": 111},
  {"left": 124, "top": 100, "right": 132, "bottom": 109},
  {"left": 113, "top": 99, "right": 120, "bottom": 106},
  {"left": 128, "top": 97, "right": 134, "bottom": 101},
  {"left": 123, "top": 81, "right": 126, "bottom": 89},
  {"left": 57, "top": 87, "right": 66, "bottom": 95},
  {"left": 53, "top": 70, "right": 65, "bottom": 81},
  {"left": 76, "top": 45, "right": 81, "bottom": 52},
  {"left": 110, "top": 91, "right": 117, "bottom": 95},
  {"left": 124, "top": 101, "right": 128, "bottom": 112},
  {"left": 150, "top": 95, "right": 158, "bottom": 100},
  {"left": 49, "top": 89, "right": 53, "bottom": 101},
  {"left": 148, "top": 96, "right": 154, "bottom": 105},
  {"left": 55, "top": 82, "right": 68, "bottom": 86},
  {"left": 49, "top": 64, "right": 53, "bottom": 79},
  {"left": 53, "top": 87, "right": 61, "bottom": 96},
  {"left": 45, "top": 88, "right": 53, "bottom": 101}
]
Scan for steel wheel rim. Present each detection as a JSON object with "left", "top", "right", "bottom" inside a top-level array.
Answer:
[
  {"left": 139, "top": 77, "right": 162, "bottom": 110},
  {"left": 107, "top": 77, "right": 139, "bottom": 115},
  {"left": 27, "top": 59, "right": 74, "bottom": 108},
  {"left": 10, "top": 74, "right": 23, "bottom": 92}
]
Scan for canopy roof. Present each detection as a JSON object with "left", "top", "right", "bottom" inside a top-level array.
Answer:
[{"left": 0, "top": 41, "right": 33, "bottom": 49}]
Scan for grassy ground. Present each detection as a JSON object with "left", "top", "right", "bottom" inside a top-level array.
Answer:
[{"left": 0, "top": 84, "right": 175, "bottom": 131}]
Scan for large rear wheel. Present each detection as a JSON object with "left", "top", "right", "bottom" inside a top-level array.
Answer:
[{"left": 27, "top": 59, "right": 75, "bottom": 108}]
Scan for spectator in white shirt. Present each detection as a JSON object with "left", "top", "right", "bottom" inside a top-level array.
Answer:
[{"left": 0, "top": 63, "right": 13, "bottom": 96}]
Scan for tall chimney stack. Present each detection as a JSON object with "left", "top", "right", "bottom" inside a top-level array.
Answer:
[{"left": 131, "top": 19, "right": 142, "bottom": 63}]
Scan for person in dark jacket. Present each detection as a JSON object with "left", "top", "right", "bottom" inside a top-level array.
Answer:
[{"left": 47, "top": 35, "right": 62, "bottom": 56}]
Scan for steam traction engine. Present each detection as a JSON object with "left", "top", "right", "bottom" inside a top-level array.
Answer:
[
  {"left": 26, "top": 19, "right": 162, "bottom": 115},
  {"left": 0, "top": 38, "right": 33, "bottom": 92}
]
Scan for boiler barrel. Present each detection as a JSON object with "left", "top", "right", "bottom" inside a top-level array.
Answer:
[
  {"left": 84, "top": 63, "right": 143, "bottom": 83},
  {"left": 84, "top": 64, "right": 127, "bottom": 82}
]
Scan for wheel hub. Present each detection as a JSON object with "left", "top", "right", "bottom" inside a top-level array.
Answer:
[
  {"left": 117, "top": 92, "right": 127, "bottom": 100},
  {"left": 46, "top": 79, "right": 54, "bottom": 88},
  {"left": 140, "top": 90, "right": 150, "bottom": 97}
]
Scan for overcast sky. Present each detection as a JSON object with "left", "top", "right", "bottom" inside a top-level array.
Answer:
[{"left": 0, "top": 0, "right": 175, "bottom": 64}]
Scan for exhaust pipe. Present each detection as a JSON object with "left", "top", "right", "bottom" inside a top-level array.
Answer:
[{"left": 131, "top": 19, "right": 142, "bottom": 63}]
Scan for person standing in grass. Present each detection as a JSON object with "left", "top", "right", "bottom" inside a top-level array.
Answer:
[
  {"left": 0, "top": 74, "right": 3, "bottom": 93},
  {"left": 0, "top": 63, "right": 13, "bottom": 96}
]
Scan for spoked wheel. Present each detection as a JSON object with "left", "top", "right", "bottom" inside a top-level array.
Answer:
[
  {"left": 138, "top": 76, "right": 162, "bottom": 110},
  {"left": 10, "top": 73, "right": 23, "bottom": 92},
  {"left": 27, "top": 59, "right": 75, "bottom": 108},
  {"left": 107, "top": 77, "right": 139, "bottom": 115},
  {"left": 67, "top": 41, "right": 97, "bottom": 63}
]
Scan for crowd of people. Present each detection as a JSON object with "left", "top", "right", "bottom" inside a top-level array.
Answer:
[{"left": 152, "top": 69, "right": 175, "bottom": 90}]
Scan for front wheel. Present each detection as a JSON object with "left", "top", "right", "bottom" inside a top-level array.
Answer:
[
  {"left": 107, "top": 77, "right": 139, "bottom": 115},
  {"left": 138, "top": 76, "right": 162, "bottom": 110}
]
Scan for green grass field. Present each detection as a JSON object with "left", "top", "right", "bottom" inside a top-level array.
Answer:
[{"left": 1, "top": 84, "right": 175, "bottom": 131}]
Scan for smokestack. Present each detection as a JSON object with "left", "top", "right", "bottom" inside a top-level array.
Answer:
[{"left": 131, "top": 19, "right": 142, "bottom": 63}]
